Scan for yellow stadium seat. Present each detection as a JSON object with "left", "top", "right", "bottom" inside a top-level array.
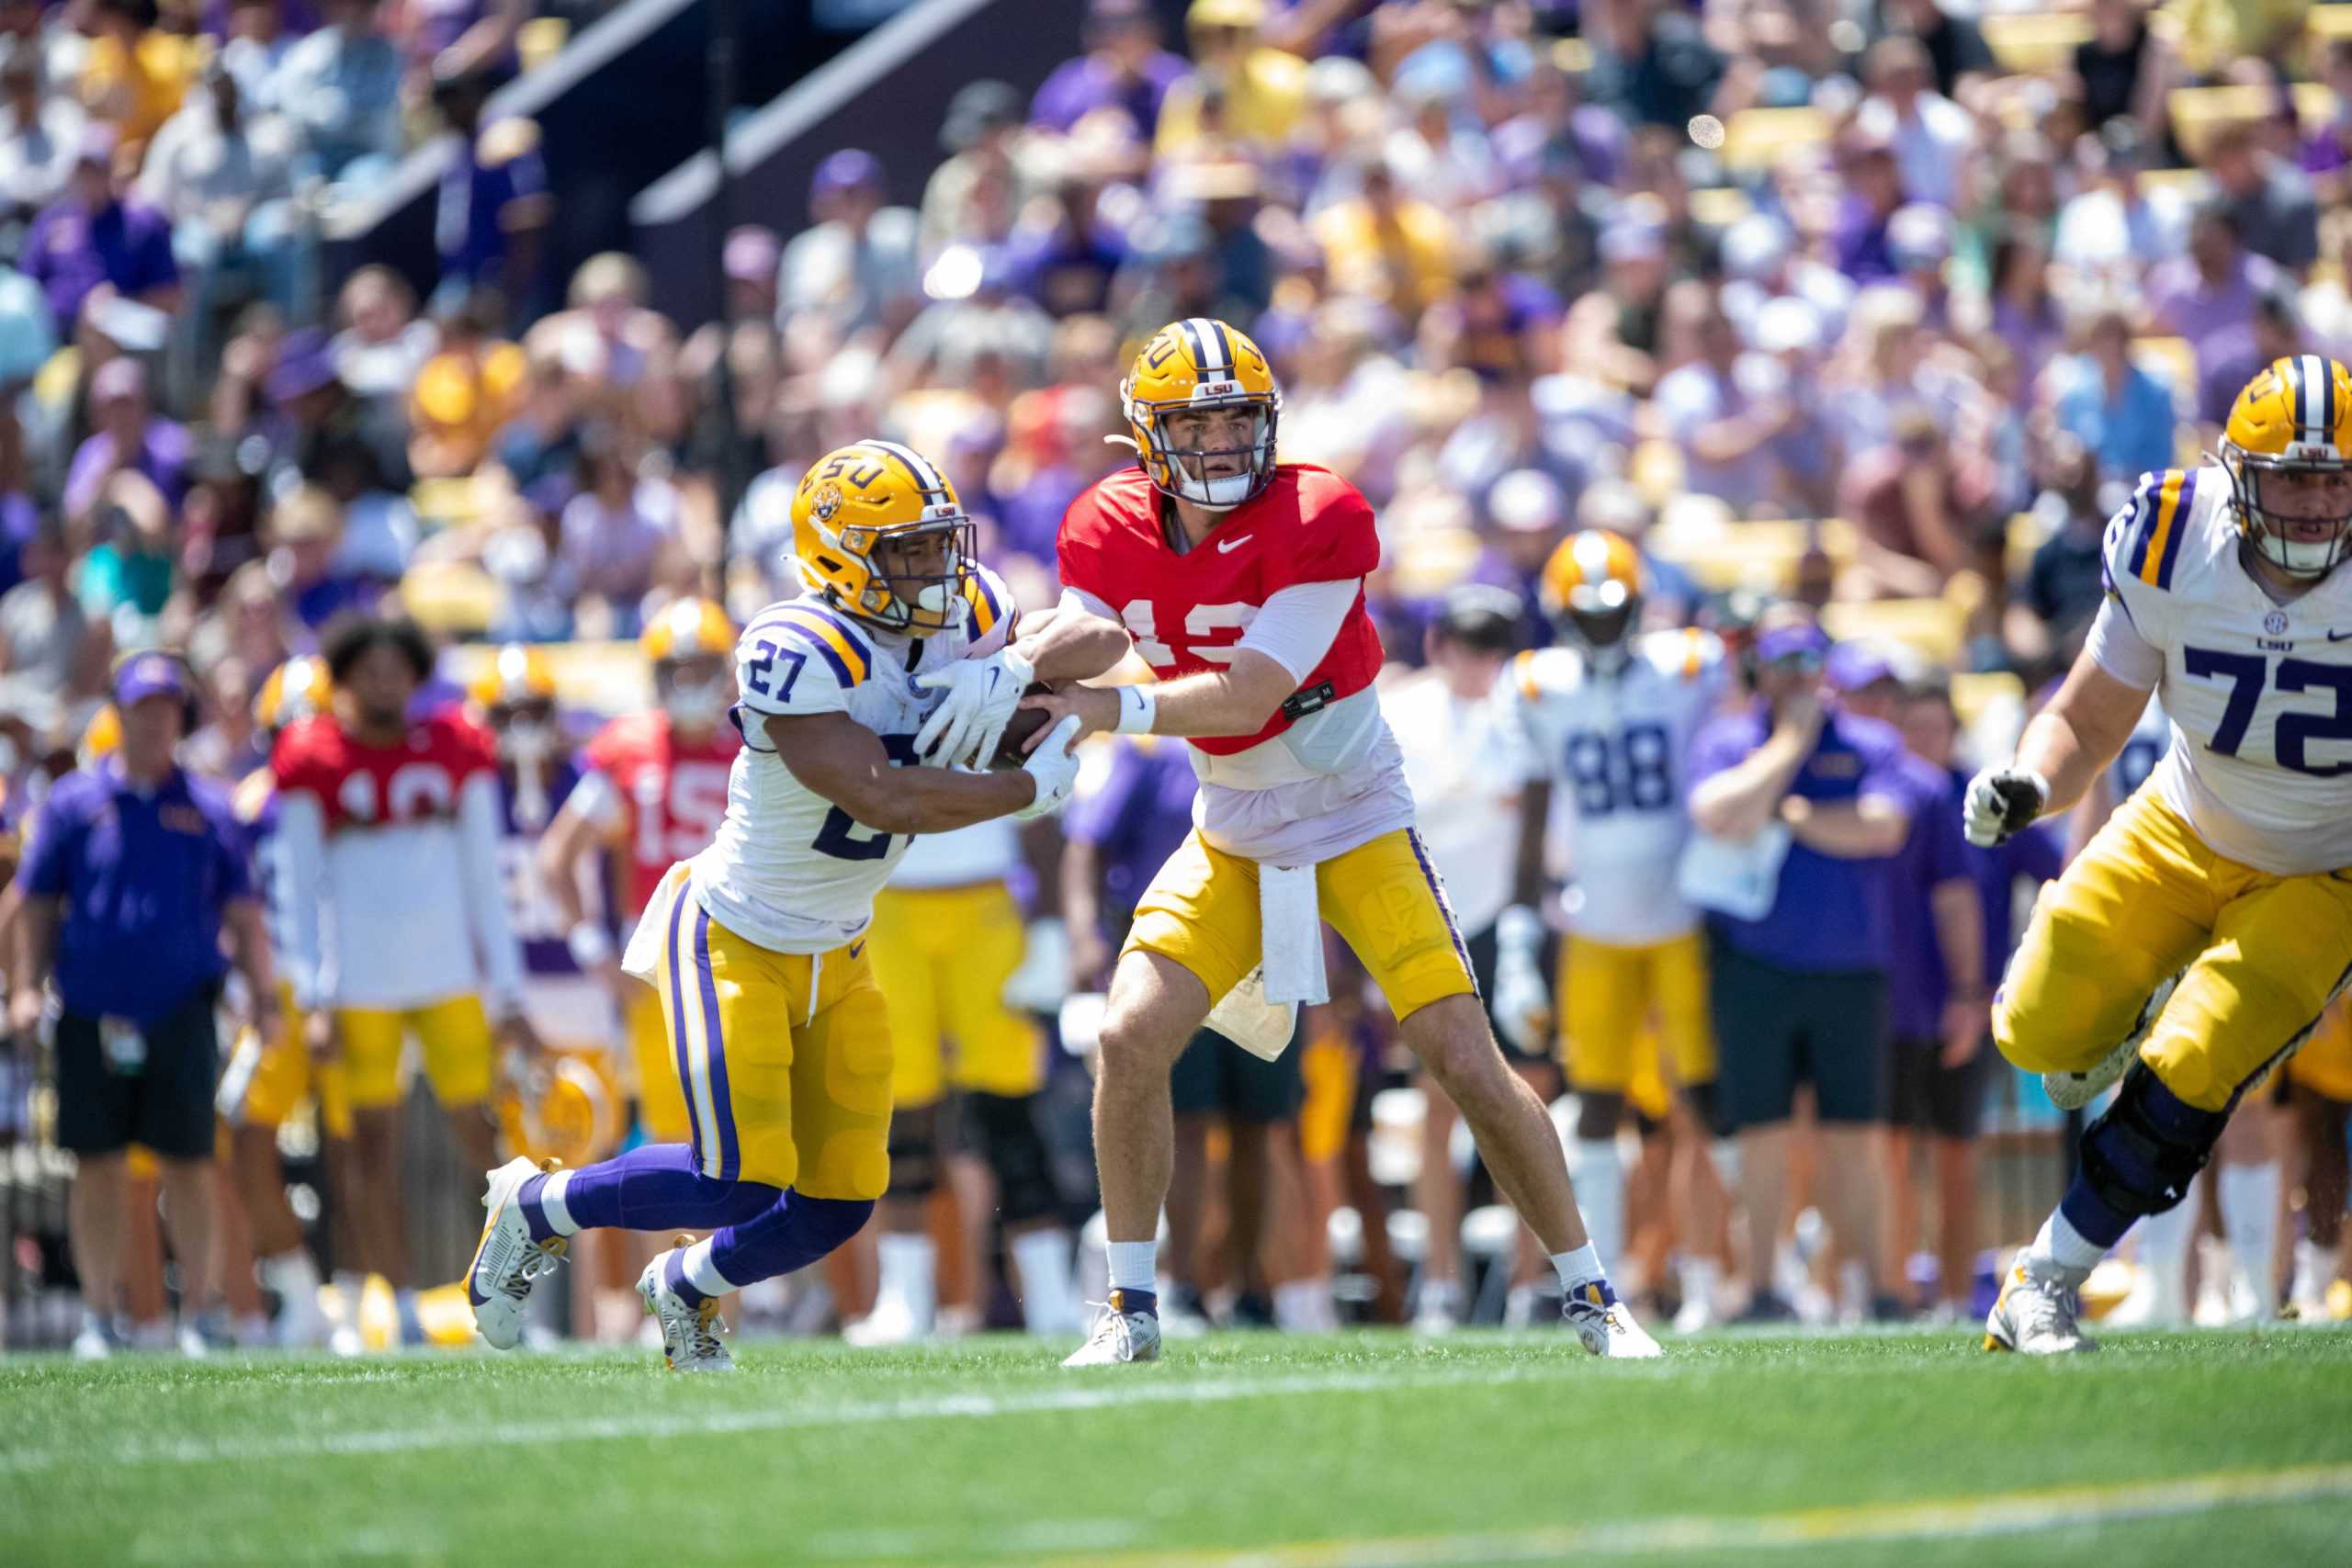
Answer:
[
  {"left": 1689, "top": 186, "right": 1755, "bottom": 228},
  {"left": 1952, "top": 671, "right": 2028, "bottom": 732},
  {"left": 1717, "top": 107, "right": 1832, "bottom": 177},
  {"left": 1630, "top": 439, "right": 1687, "bottom": 512},
  {"left": 396, "top": 560, "right": 503, "bottom": 638},
  {"left": 2132, "top": 335, "right": 2197, "bottom": 398},
  {"left": 2167, "top": 83, "right": 2336, "bottom": 162},
  {"left": 409, "top": 476, "right": 496, "bottom": 533},
  {"left": 1983, "top": 11, "right": 2093, "bottom": 73},
  {"left": 1646, "top": 517, "right": 1859, "bottom": 594},
  {"left": 518, "top": 17, "right": 569, "bottom": 73},
  {"left": 1551, "top": 37, "right": 1593, "bottom": 74},
  {"left": 2312, "top": 4, "right": 2352, "bottom": 40},
  {"left": 1822, "top": 597, "right": 1967, "bottom": 669},
  {"left": 2135, "top": 167, "right": 2212, "bottom": 203}
]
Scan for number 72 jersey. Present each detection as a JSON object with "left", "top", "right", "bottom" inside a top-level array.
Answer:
[
  {"left": 2101, "top": 465, "right": 2352, "bottom": 874},
  {"left": 687, "top": 572, "right": 1014, "bottom": 955}
]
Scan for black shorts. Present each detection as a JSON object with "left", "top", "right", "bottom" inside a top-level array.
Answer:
[
  {"left": 54, "top": 986, "right": 221, "bottom": 1160},
  {"left": 1170, "top": 1024, "right": 1303, "bottom": 1124},
  {"left": 1709, "top": 938, "right": 1887, "bottom": 1129},
  {"left": 1888, "top": 1034, "right": 1996, "bottom": 1139}
]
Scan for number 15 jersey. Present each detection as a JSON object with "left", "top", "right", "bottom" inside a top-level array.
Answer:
[
  {"left": 1493, "top": 629, "right": 1729, "bottom": 944},
  {"left": 690, "top": 570, "right": 1014, "bottom": 954},
  {"left": 2091, "top": 465, "right": 2352, "bottom": 874}
]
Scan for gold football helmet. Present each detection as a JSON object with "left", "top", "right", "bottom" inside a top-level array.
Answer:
[
  {"left": 639, "top": 597, "right": 735, "bottom": 728},
  {"left": 1538, "top": 529, "right": 1645, "bottom": 671},
  {"left": 496, "top": 1049, "right": 626, "bottom": 1170},
  {"left": 1122, "top": 318, "right": 1282, "bottom": 509},
  {"left": 254, "top": 654, "right": 333, "bottom": 736},
  {"left": 790, "top": 440, "right": 973, "bottom": 632},
  {"left": 2220, "top": 354, "right": 2352, "bottom": 578},
  {"left": 469, "top": 643, "right": 557, "bottom": 715}
]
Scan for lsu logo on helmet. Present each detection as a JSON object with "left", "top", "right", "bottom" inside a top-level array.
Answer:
[
  {"left": 1122, "top": 318, "right": 1282, "bottom": 509},
  {"left": 790, "top": 440, "right": 974, "bottom": 633}
]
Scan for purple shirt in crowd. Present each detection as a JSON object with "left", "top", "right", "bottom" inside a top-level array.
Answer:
[
  {"left": 2146, "top": 251, "right": 2278, "bottom": 379},
  {"left": 20, "top": 197, "right": 178, "bottom": 333},
  {"left": 1687, "top": 704, "right": 1914, "bottom": 974},
  {"left": 1029, "top": 50, "right": 1189, "bottom": 135},
  {"left": 1062, "top": 738, "right": 1198, "bottom": 922},
  {"left": 1886, "top": 764, "right": 2065, "bottom": 1039},
  {"left": 63, "top": 417, "right": 195, "bottom": 519}
]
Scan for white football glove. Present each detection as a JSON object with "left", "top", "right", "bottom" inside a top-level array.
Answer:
[
  {"left": 1490, "top": 903, "right": 1554, "bottom": 1055},
  {"left": 913, "top": 644, "right": 1035, "bottom": 770},
  {"left": 1013, "top": 715, "right": 1083, "bottom": 820},
  {"left": 1001, "top": 918, "right": 1070, "bottom": 1014},
  {"left": 1962, "top": 765, "right": 2050, "bottom": 848}
]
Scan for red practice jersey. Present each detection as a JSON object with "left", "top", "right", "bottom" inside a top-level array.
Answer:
[
  {"left": 582, "top": 712, "right": 740, "bottom": 919},
  {"left": 1057, "top": 463, "right": 1385, "bottom": 756},
  {"left": 272, "top": 710, "right": 498, "bottom": 828}
]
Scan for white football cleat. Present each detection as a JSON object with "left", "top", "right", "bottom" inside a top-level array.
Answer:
[
  {"left": 71, "top": 1314, "right": 114, "bottom": 1360},
  {"left": 468, "top": 1156, "right": 567, "bottom": 1350},
  {"left": 639, "top": 1242, "right": 734, "bottom": 1373},
  {"left": 842, "top": 1291, "right": 928, "bottom": 1348},
  {"left": 1061, "top": 1291, "right": 1162, "bottom": 1367},
  {"left": 1565, "top": 1282, "right": 1663, "bottom": 1358},
  {"left": 2044, "top": 975, "right": 2177, "bottom": 1111},
  {"left": 1984, "top": 1258, "right": 2097, "bottom": 1354},
  {"left": 1412, "top": 1280, "right": 1462, "bottom": 1336}
]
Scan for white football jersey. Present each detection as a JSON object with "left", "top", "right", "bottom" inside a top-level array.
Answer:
[
  {"left": 689, "top": 569, "right": 1015, "bottom": 953},
  {"left": 1385, "top": 667, "right": 1521, "bottom": 937},
  {"left": 2095, "top": 465, "right": 2352, "bottom": 874},
  {"left": 1492, "top": 628, "right": 1729, "bottom": 944}
]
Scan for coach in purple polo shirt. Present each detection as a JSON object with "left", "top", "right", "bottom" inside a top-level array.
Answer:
[
  {"left": 10, "top": 652, "right": 274, "bottom": 1355},
  {"left": 20, "top": 126, "right": 180, "bottom": 333},
  {"left": 1686, "top": 612, "right": 1914, "bottom": 1322}
]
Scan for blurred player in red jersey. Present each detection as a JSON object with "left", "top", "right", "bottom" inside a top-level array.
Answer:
[
  {"left": 537, "top": 598, "right": 741, "bottom": 1151},
  {"left": 272, "top": 615, "right": 542, "bottom": 1346},
  {"left": 979, "top": 319, "right": 1658, "bottom": 1361}
]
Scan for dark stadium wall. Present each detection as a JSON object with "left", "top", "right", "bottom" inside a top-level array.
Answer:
[{"left": 629, "top": 0, "right": 1090, "bottom": 330}]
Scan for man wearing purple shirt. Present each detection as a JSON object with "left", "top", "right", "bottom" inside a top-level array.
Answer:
[
  {"left": 1686, "top": 614, "right": 1914, "bottom": 1321},
  {"left": 63, "top": 358, "right": 192, "bottom": 528},
  {"left": 20, "top": 129, "right": 180, "bottom": 333},
  {"left": 1030, "top": 0, "right": 1189, "bottom": 137},
  {"left": 2146, "top": 205, "right": 2280, "bottom": 389}
]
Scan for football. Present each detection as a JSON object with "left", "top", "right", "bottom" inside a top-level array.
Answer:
[{"left": 990, "top": 681, "right": 1057, "bottom": 768}]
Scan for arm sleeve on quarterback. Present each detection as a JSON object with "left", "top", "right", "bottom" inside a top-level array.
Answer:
[
  {"left": 1237, "top": 578, "right": 1361, "bottom": 682},
  {"left": 454, "top": 771, "right": 526, "bottom": 1013},
  {"left": 566, "top": 767, "right": 622, "bottom": 831},
  {"left": 274, "top": 791, "right": 333, "bottom": 1010},
  {"left": 1058, "top": 584, "right": 1119, "bottom": 624},
  {"left": 734, "top": 611, "right": 866, "bottom": 719}
]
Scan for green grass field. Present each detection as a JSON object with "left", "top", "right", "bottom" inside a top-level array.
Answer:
[{"left": 7, "top": 1328, "right": 2352, "bottom": 1566}]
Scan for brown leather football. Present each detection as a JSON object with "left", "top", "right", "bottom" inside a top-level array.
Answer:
[{"left": 990, "top": 682, "right": 1058, "bottom": 768}]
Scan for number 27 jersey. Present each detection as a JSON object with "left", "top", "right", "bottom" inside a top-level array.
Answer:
[
  {"left": 2098, "top": 465, "right": 2352, "bottom": 874},
  {"left": 688, "top": 570, "right": 1014, "bottom": 954}
]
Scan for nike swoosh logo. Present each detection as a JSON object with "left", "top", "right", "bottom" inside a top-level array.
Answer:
[
  {"left": 2330, "top": 629, "right": 2352, "bottom": 642},
  {"left": 847, "top": 942, "right": 865, "bottom": 961},
  {"left": 1216, "top": 534, "right": 1255, "bottom": 554}
]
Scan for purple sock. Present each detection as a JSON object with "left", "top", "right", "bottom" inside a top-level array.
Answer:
[
  {"left": 705, "top": 1191, "right": 875, "bottom": 1288},
  {"left": 663, "top": 1248, "right": 708, "bottom": 1308},
  {"left": 523, "top": 1144, "right": 781, "bottom": 1243}
]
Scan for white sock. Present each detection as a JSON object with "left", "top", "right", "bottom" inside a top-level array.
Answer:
[
  {"left": 260, "top": 1247, "right": 320, "bottom": 1300},
  {"left": 2032, "top": 1210, "right": 2106, "bottom": 1276},
  {"left": 1710, "top": 1138, "right": 1742, "bottom": 1193},
  {"left": 1106, "top": 1238, "right": 1159, "bottom": 1295},
  {"left": 876, "top": 1233, "right": 937, "bottom": 1327},
  {"left": 1679, "top": 1254, "right": 1721, "bottom": 1309},
  {"left": 538, "top": 1168, "right": 577, "bottom": 1236},
  {"left": 2217, "top": 1161, "right": 2281, "bottom": 1314},
  {"left": 681, "top": 1236, "right": 738, "bottom": 1300},
  {"left": 2134, "top": 1194, "right": 2197, "bottom": 1314},
  {"left": 1550, "top": 1241, "right": 1606, "bottom": 1293},
  {"left": 333, "top": 1269, "right": 367, "bottom": 1308},
  {"left": 1569, "top": 1137, "right": 1626, "bottom": 1269},
  {"left": 1010, "top": 1228, "right": 1078, "bottom": 1335}
]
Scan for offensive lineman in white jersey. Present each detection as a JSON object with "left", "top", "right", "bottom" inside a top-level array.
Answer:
[
  {"left": 1966, "top": 355, "right": 2352, "bottom": 1352},
  {"left": 464, "top": 439, "right": 1125, "bottom": 1369},
  {"left": 1489, "top": 528, "right": 1737, "bottom": 1329}
]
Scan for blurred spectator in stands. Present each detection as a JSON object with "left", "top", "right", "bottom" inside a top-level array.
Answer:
[
  {"left": 181, "top": 652, "right": 265, "bottom": 780},
  {"left": 2151, "top": 205, "right": 2278, "bottom": 389},
  {"left": 888, "top": 250, "right": 1053, "bottom": 400},
  {"left": 63, "top": 357, "right": 189, "bottom": 533},
  {"left": 1855, "top": 35, "right": 1974, "bottom": 210},
  {"left": 1033, "top": 0, "right": 1187, "bottom": 138},
  {"left": 1688, "top": 610, "right": 1912, "bottom": 1322},
  {"left": 781, "top": 149, "right": 922, "bottom": 344},
  {"left": 1871, "top": 0, "right": 1996, "bottom": 105},
  {"left": 1476, "top": 467, "right": 1568, "bottom": 610},
  {"left": 140, "top": 57, "right": 298, "bottom": 324},
  {"left": 217, "top": 0, "right": 294, "bottom": 117},
  {"left": 76, "top": 469, "right": 177, "bottom": 630},
  {"left": 1888, "top": 204, "right": 1955, "bottom": 333},
  {"left": 487, "top": 343, "right": 582, "bottom": 499},
  {"left": 266, "top": 483, "right": 374, "bottom": 628},
  {"left": 0, "top": 38, "right": 87, "bottom": 223},
  {"left": 1314, "top": 155, "right": 1453, "bottom": 316},
  {"left": 1115, "top": 209, "right": 1253, "bottom": 352},
  {"left": 0, "top": 518, "right": 100, "bottom": 704},
  {"left": 1719, "top": 213, "right": 1854, "bottom": 356},
  {"left": 2008, "top": 435, "right": 2110, "bottom": 666},
  {"left": 80, "top": 0, "right": 200, "bottom": 160},
  {"left": 526, "top": 254, "right": 678, "bottom": 413},
  {"left": 2203, "top": 116, "right": 2319, "bottom": 275},
  {"left": 1001, "top": 166, "right": 1126, "bottom": 320},
  {"left": 1831, "top": 135, "right": 1905, "bottom": 285},
  {"left": 922, "top": 78, "right": 1027, "bottom": 258},
  {"left": 557, "top": 426, "right": 671, "bottom": 637},
  {"left": 1585, "top": 0, "right": 1724, "bottom": 130},
  {"left": 1968, "top": 226, "right": 2064, "bottom": 396},
  {"left": 1657, "top": 286, "right": 1826, "bottom": 519},
  {"left": 2053, "top": 122, "right": 2188, "bottom": 287},
  {"left": 331, "top": 265, "right": 435, "bottom": 402},
  {"left": 2075, "top": 0, "right": 2165, "bottom": 139},
  {"left": 1156, "top": 0, "right": 1306, "bottom": 157},
  {"left": 2306, "top": 38, "right": 2352, "bottom": 201},
  {"left": 2198, "top": 284, "right": 2301, "bottom": 431},
  {"left": 411, "top": 0, "right": 530, "bottom": 88},
  {"left": 187, "top": 558, "right": 301, "bottom": 672},
  {"left": 430, "top": 69, "right": 550, "bottom": 310},
  {"left": 275, "top": 0, "right": 403, "bottom": 188},
  {"left": 22, "top": 129, "right": 182, "bottom": 333},
  {"left": 2297, "top": 209, "right": 2352, "bottom": 355},
  {"left": 1171, "top": 156, "right": 1273, "bottom": 316},
  {"left": 1840, "top": 404, "right": 1996, "bottom": 599},
  {"left": 2053, "top": 306, "right": 2180, "bottom": 484},
  {"left": 259, "top": 326, "right": 413, "bottom": 505},
  {"left": 0, "top": 244, "right": 58, "bottom": 397},
  {"left": 409, "top": 286, "right": 522, "bottom": 479}
]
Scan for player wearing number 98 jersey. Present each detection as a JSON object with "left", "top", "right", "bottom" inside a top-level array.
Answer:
[
  {"left": 1969, "top": 354, "right": 2352, "bottom": 1354},
  {"left": 467, "top": 438, "right": 1090, "bottom": 1371}
]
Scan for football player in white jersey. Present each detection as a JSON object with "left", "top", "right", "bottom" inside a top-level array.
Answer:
[
  {"left": 1491, "top": 528, "right": 1738, "bottom": 1329},
  {"left": 1966, "top": 355, "right": 2352, "bottom": 1352},
  {"left": 464, "top": 439, "right": 1124, "bottom": 1369}
]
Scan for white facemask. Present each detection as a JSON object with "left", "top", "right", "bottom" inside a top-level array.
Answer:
[{"left": 663, "top": 676, "right": 728, "bottom": 728}]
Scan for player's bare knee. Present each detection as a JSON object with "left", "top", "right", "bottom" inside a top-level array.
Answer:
[
  {"left": 1576, "top": 1091, "right": 1627, "bottom": 1142},
  {"left": 1408, "top": 1000, "right": 1512, "bottom": 1109}
]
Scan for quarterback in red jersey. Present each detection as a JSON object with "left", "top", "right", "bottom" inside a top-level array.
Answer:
[
  {"left": 272, "top": 614, "right": 540, "bottom": 1346},
  {"left": 537, "top": 597, "right": 741, "bottom": 1147},
  {"left": 1006, "top": 318, "right": 1658, "bottom": 1361}
]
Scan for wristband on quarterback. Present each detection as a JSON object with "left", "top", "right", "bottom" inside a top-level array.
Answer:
[{"left": 1114, "top": 683, "right": 1158, "bottom": 735}]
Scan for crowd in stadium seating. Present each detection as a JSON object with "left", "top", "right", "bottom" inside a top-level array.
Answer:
[{"left": 4, "top": 0, "right": 2352, "bottom": 1351}]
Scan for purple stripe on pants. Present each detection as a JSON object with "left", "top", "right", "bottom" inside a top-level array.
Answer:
[
  {"left": 1407, "top": 829, "right": 1481, "bottom": 999},
  {"left": 694, "top": 905, "right": 741, "bottom": 1181}
]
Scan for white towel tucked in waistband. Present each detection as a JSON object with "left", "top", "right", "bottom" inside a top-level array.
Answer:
[{"left": 1258, "top": 862, "right": 1329, "bottom": 1007}]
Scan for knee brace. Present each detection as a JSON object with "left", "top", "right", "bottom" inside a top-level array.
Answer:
[
  {"left": 970, "top": 1092, "right": 1059, "bottom": 1226},
  {"left": 2079, "top": 1061, "right": 2233, "bottom": 1224},
  {"left": 1575, "top": 1089, "right": 1627, "bottom": 1143},
  {"left": 1682, "top": 1080, "right": 1733, "bottom": 1143},
  {"left": 888, "top": 1101, "right": 941, "bottom": 1199}
]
